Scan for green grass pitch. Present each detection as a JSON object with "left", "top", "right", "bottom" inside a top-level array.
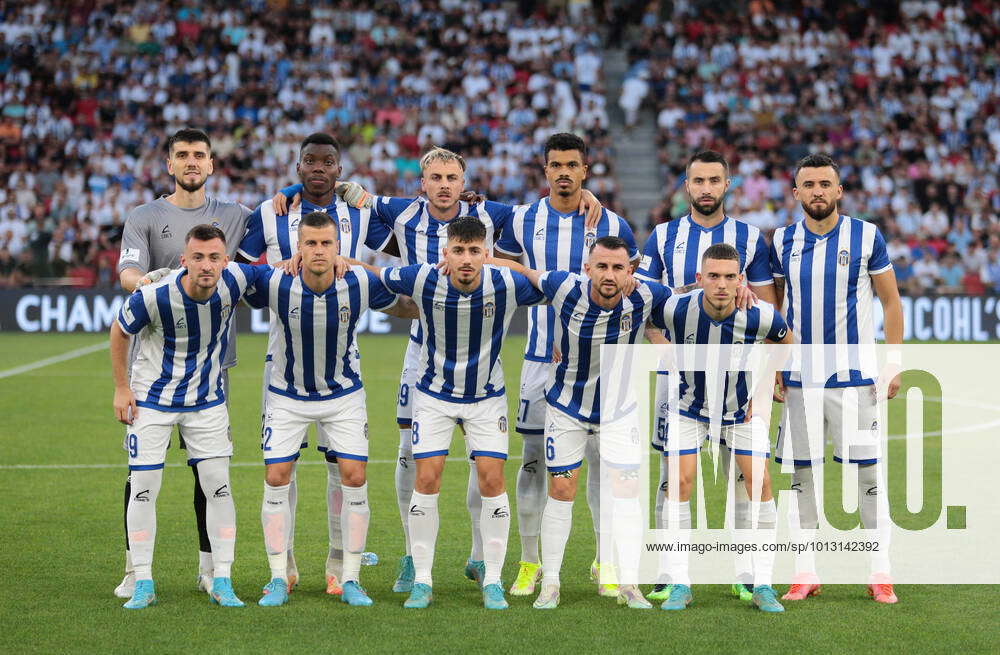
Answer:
[{"left": 0, "top": 333, "right": 996, "bottom": 654}]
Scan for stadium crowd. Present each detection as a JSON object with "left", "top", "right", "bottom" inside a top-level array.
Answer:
[
  {"left": 626, "top": 0, "right": 1000, "bottom": 295},
  {"left": 0, "top": 0, "right": 998, "bottom": 296},
  {"left": 0, "top": 0, "right": 616, "bottom": 287}
]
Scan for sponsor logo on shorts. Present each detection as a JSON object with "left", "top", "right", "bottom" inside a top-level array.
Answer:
[
  {"left": 135, "top": 489, "right": 150, "bottom": 502},
  {"left": 265, "top": 500, "right": 282, "bottom": 506},
  {"left": 214, "top": 484, "right": 230, "bottom": 498},
  {"left": 659, "top": 480, "right": 669, "bottom": 492}
]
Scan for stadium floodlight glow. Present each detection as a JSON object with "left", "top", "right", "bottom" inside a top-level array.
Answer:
[{"left": 598, "top": 343, "right": 1000, "bottom": 584}]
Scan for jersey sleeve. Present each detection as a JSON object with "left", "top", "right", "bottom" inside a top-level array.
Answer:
[
  {"left": 363, "top": 210, "right": 394, "bottom": 252},
  {"left": 765, "top": 307, "right": 789, "bottom": 342},
  {"left": 869, "top": 228, "right": 892, "bottom": 275},
  {"left": 537, "top": 270, "right": 570, "bottom": 301},
  {"left": 280, "top": 183, "right": 302, "bottom": 200},
  {"left": 380, "top": 264, "right": 419, "bottom": 296},
  {"left": 649, "top": 295, "right": 675, "bottom": 332},
  {"left": 645, "top": 280, "right": 672, "bottom": 307},
  {"left": 118, "top": 208, "right": 150, "bottom": 273},
  {"left": 495, "top": 217, "right": 523, "bottom": 256},
  {"left": 617, "top": 216, "right": 640, "bottom": 260},
  {"left": 365, "top": 268, "right": 398, "bottom": 310},
  {"left": 236, "top": 206, "right": 265, "bottom": 261},
  {"left": 240, "top": 264, "right": 273, "bottom": 309},
  {"left": 635, "top": 232, "right": 663, "bottom": 282},
  {"left": 746, "top": 232, "right": 774, "bottom": 285},
  {"left": 482, "top": 200, "right": 514, "bottom": 236},
  {"left": 512, "top": 271, "right": 546, "bottom": 306},
  {"left": 117, "top": 290, "right": 152, "bottom": 334},
  {"left": 769, "top": 239, "right": 784, "bottom": 278}
]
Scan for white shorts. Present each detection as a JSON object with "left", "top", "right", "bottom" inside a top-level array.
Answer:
[
  {"left": 262, "top": 389, "right": 369, "bottom": 465},
  {"left": 124, "top": 403, "right": 231, "bottom": 469},
  {"left": 396, "top": 339, "right": 421, "bottom": 426},
  {"left": 663, "top": 414, "right": 770, "bottom": 458},
  {"left": 515, "top": 359, "right": 549, "bottom": 436},
  {"left": 411, "top": 389, "right": 509, "bottom": 460},
  {"left": 775, "top": 385, "right": 880, "bottom": 466},
  {"left": 544, "top": 404, "right": 642, "bottom": 472}
]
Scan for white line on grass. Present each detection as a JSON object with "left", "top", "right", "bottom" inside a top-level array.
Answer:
[
  {"left": 0, "top": 456, "right": 522, "bottom": 470},
  {"left": 0, "top": 341, "right": 108, "bottom": 379}
]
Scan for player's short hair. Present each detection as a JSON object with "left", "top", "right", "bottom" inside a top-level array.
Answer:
[
  {"left": 420, "top": 146, "right": 466, "bottom": 173},
  {"left": 701, "top": 242, "right": 739, "bottom": 263},
  {"left": 185, "top": 224, "right": 226, "bottom": 244},
  {"left": 686, "top": 150, "right": 729, "bottom": 177},
  {"left": 300, "top": 132, "right": 340, "bottom": 155},
  {"left": 794, "top": 153, "right": 840, "bottom": 182},
  {"left": 300, "top": 210, "right": 337, "bottom": 231},
  {"left": 589, "top": 235, "right": 629, "bottom": 254},
  {"left": 446, "top": 216, "right": 487, "bottom": 243},
  {"left": 544, "top": 132, "right": 587, "bottom": 163},
  {"left": 166, "top": 128, "right": 211, "bottom": 155}
]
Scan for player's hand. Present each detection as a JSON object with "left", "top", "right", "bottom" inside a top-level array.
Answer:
[
  {"left": 275, "top": 252, "right": 302, "bottom": 276},
  {"left": 735, "top": 285, "right": 758, "bottom": 310},
  {"left": 622, "top": 274, "right": 638, "bottom": 296},
  {"left": 580, "top": 189, "right": 603, "bottom": 228},
  {"left": 114, "top": 386, "right": 137, "bottom": 425},
  {"left": 271, "top": 192, "right": 301, "bottom": 215},
  {"left": 335, "top": 181, "right": 373, "bottom": 209},
  {"left": 436, "top": 260, "right": 452, "bottom": 276},
  {"left": 552, "top": 347, "right": 562, "bottom": 364},
  {"left": 877, "top": 361, "right": 903, "bottom": 401},
  {"left": 459, "top": 190, "right": 486, "bottom": 205},
  {"left": 773, "top": 371, "right": 785, "bottom": 403},
  {"left": 135, "top": 267, "right": 171, "bottom": 289},
  {"left": 331, "top": 254, "right": 350, "bottom": 279}
]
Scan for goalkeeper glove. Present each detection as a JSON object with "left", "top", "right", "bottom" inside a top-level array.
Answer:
[
  {"left": 135, "top": 267, "right": 171, "bottom": 289},
  {"left": 335, "top": 181, "right": 374, "bottom": 209}
]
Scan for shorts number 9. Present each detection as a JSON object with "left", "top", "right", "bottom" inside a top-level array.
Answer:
[{"left": 127, "top": 433, "right": 138, "bottom": 458}]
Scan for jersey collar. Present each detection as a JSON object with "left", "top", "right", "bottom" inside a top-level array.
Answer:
[
  {"left": 685, "top": 214, "right": 730, "bottom": 232},
  {"left": 801, "top": 214, "right": 844, "bottom": 240}
]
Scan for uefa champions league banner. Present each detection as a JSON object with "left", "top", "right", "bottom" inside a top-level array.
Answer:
[
  {"left": 597, "top": 343, "right": 1000, "bottom": 584},
  {"left": 0, "top": 288, "right": 531, "bottom": 334}
]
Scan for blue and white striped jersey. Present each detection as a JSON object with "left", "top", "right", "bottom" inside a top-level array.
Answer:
[
  {"left": 380, "top": 263, "right": 544, "bottom": 402},
  {"left": 636, "top": 215, "right": 772, "bottom": 289},
  {"left": 651, "top": 290, "right": 788, "bottom": 425},
  {"left": 770, "top": 215, "right": 892, "bottom": 388},
  {"left": 243, "top": 265, "right": 397, "bottom": 401},
  {"left": 495, "top": 199, "right": 639, "bottom": 363},
  {"left": 117, "top": 262, "right": 259, "bottom": 412},
  {"left": 237, "top": 197, "right": 392, "bottom": 263},
  {"left": 371, "top": 196, "right": 514, "bottom": 344},
  {"left": 539, "top": 271, "right": 670, "bottom": 424}
]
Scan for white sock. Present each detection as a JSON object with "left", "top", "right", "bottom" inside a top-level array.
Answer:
[
  {"left": 751, "top": 499, "right": 777, "bottom": 588},
  {"left": 540, "top": 497, "right": 574, "bottom": 585},
  {"left": 127, "top": 468, "right": 163, "bottom": 580},
  {"left": 286, "top": 463, "right": 297, "bottom": 571},
  {"left": 341, "top": 483, "right": 370, "bottom": 584},
  {"left": 196, "top": 458, "right": 236, "bottom": 579},
  {"left": 790, "top": 466, "right": 820, "bottom": 578},
  {"left": 408, "top": 491, "right": 439, "bottom": 586},
  {"left": 198, "top": 550, "right": 213, "bottom": 576},
  {"left": 467, "top": 460, "right": 483, "bottom": 561},
  {"left": 612, "top": 495, "right": 642, "bottom": 585},
  {"left": 654, "top": 457, "right": 670, "bottom": 584},
  {"left": 859, "top": 463, "right": 892, "bottom": 578},
  {"left": 395, "top": 430, "right": 415, "bottom": 556},
  {"left": 327, "top": 462, "right": 343, "bottom": 577},
  {"left": 663, "top": 499, "right": 691, "bottom": 587},
  {"left": 261, "top": 482, "right": 290, "bottom": 581},
  {"left": 584, "top": 441, "right": 605, "bottom": 563},
  {"left": 516, "top": 437, "right": 545, "bottom": 563},
  {"left": 725, "top": 448, "right": 753, "bottom": 584},
  {"left": 480, "top": 492, "right": 510, "bottom": 587}
]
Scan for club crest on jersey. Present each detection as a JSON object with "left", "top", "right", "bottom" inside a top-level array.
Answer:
[
  {"left": 620, "top": 314, "right": 632, "bottom": 332},
  {"left": 220, "top": 303, "right": 231, "bottom": 319},
  {"left": 482, "top": 301, "right": 495, "bottom": 317},
  {"left": 584, "top": 230, "right": 597, "bottom": 248},
  {"left": 838, "top": 249, "right": 850, "bottom": 266},
  {"left": 210, "top": 220, "right": 221, "bottom": 228},
  {"left": 340, "top": 217, "right": 351, "bottom": 234},
  {"left": 339, "top": 305, "right": 351, "bottom": 323}
]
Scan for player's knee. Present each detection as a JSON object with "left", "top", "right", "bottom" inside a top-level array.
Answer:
[
  {"left": 414, "top": 469, "right": 442, "bottom": 494},
  {"left": 265, "top": 462, "right": 293, "bottom": 487},
  {"left": 611, "top": 469, "right": 640, "bottom": 498},
  {"left": 339, "top": 464, "right": 366, "bottom": 488},
  {"left": 548, "top": 473, "right": 578, "bottom": 501}
]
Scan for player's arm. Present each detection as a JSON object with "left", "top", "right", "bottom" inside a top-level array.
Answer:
[
  {"left": 109, "top": 321, "right": 137, "bottom": 425},
  {"left": 750, "top": 282, "right": 777, "bottom": 307},
  {"left": 380, "top": 295, "right": 419, "bottom": 319},
  {"left": 873, "top": 268, "right": 903, "bottom": 399},
  {"left": 486, "top": 255, "right": 543, "bottom": 289},
  {"left": 342, "top": 256, "right": 383, "bottom": 277},
  {"left": 580, "top": 189, "right": 604, "bottom": 228},
  {"left": 645, "top": 320, "right": 670, "bottom": 345},
  {"left": 772, "top": 277, "right": 785, "bottom": 312}
]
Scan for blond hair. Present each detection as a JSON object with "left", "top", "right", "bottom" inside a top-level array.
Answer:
[{"left": 419, "top": 147, "right": 466, "bottom": 174}]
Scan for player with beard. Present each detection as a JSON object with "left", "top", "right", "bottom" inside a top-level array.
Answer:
[
  {"left": 636, "top": 150, "right": 776, "bottom": 603},
  {"left": 770, "top": 154, "right": 903, "bottom": 604},
  {"left": 114, "top": 129, "right": 254, "bottom": 600}
]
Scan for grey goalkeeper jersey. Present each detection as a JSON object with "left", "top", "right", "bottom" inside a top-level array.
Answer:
[{"left": 119, "top": 196, "right": 252, "bottom": 368}]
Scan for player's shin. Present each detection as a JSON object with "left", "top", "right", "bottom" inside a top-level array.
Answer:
[
  {"left": 750, "top": 498, "right": 777, "bottom": 588},
  {"left": 789, "top": 465, "right": 820, "bottom": 578},
  {"left": 663, "top": 498, "right": 692, "bottom": 587},
  {"left": 261, "top": 482, "right": 290, "bottom": 581},
  {"left": 723, "top": 447, "right": 753, "bottom": 585},
  {"left": 396, "top": 430, "right": 415, "bottom": 556},
  {"left": 196, "top": 458, "right": 237, "bottom": 578},
  {"left": 341, "top": 482, "right": 370, "bottom": 583},
  {"left": 467, "top": 460, "right": 484, "bottom": 561},
  {"left": 611, "top": 493, "right": 643, "bottom": 585},
  {"left": 516, "top": 436, "right": 545, "bottom": 564},
  {"left": 327, "top": 461, "right": 344, "bottom": 576},
  {"left": 584, "top": 440, "right": 606, "bottom": 563},
  {"left": 408, "top": 491, "right": 439, "bottom": 586},
  {"left": 286, "top": 463, "right": 297, "bottom": 570},
  {"left": 127, "top": 468, "right": 163, "bottom": 580},
  {"left": 540, "top": 496, "right": 574, "bottom": 585},
  {"left": 858, "top": 462, "right": 892, "bottom": 578},
  {"left": 480, "top": 491, "right": 510, "bottom": 587}
]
